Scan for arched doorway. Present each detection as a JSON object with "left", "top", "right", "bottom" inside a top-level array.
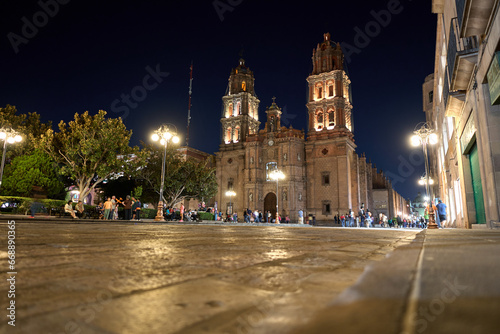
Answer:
[{"left": 264, "top": 192, "right": 277, "bottom": 222}]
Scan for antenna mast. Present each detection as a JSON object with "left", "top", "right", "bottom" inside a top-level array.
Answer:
[{"left": 186, "top": 62, "right": 193, "bottom": 146}]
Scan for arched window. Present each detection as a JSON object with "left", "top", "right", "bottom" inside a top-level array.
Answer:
[
  {"left": 242, "top": 81, "right": 246, "bottom": 91},
  {"left": 234, "top": 126, "right": 240, "bottom": 142},
  {"left": 226, "top": 127, "right": 232, "bottom": 143},
  {"left": 235, "top": 102, "right": 240, "bottom": 116},
  {"left": 316, "top": 112, "right": 324, "bottom": 130},
  {"left": 266, "top": 162, "right": 277, "bottom": 181},
  {"left": 227, "top": 103, "right": 233, "bottom": 118},
  {"left": 327, "top": 110, "right": 335, "bottom": 129}
]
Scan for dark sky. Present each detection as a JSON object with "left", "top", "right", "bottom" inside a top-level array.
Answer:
[{"left": 0, "top": 0, "right": 436, "bottom": 200}]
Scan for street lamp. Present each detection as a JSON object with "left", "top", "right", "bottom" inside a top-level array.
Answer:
[
  {"left": 0, "top": 128, "right": 22, "bottom": 192},
  {"left": 151, "top": 125, "right": 180, "bottom": 221},
  {"left": 225, "top": 190, "right": 236, "bottom": 219},
  {"left": 418, "top": 174, "right": 434, "bottom": 186},
  {"left": 411, "top": 122, "right": 438, "bottom": 229},
  {"left": 270, "top": 169, "right": 285, "bottom": 223}
]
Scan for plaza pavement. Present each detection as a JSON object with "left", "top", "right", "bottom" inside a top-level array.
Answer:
[{"left": 0, "top": 216, "right": 499, "bottom": 334}]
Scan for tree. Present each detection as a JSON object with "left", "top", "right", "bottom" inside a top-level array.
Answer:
[
  {"left": 139, "top": 144, "right": 217, "bottom": 208},
  {"left": 37, "top": 110, "right": 146, "bottom": 201},
  {"left": 0, "top": 149, "right": 64, "bottom": 197},
  {"left": 0, "top": 104, "right": 52, "bottom": 155}
]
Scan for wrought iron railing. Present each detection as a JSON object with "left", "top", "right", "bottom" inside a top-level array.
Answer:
[
  {"left": 443, "top": 72, "right": 450, "bottom": 109},
  {"left": 455, "top": 0, "right": 466, "bottom": 30},
  {"left": 447, "top": 17, "right": 479, "bottom": 87}
]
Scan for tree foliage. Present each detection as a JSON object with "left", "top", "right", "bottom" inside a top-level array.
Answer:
[
  {"left": 0, "top": 149, "right": 64, "bottom": 197},
  {"left": 139, "top": 144, "right": 217, "bottom": 208},
  {"left": 37, "top": 110, "right": 146, "bottom": 200},
  {"left": 0, "top": 104, "right": 52, "bottom": 158}
]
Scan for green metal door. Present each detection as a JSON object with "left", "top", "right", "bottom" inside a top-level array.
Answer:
[{"left": 469, "top": 145, "right": 486, "bottom": 224}]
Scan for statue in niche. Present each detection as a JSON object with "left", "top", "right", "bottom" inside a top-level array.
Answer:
[
  {"left": 283, "top": 191, "right": 287, "bottom": 201},
  {"left": 283, "top": 153, "right": 287, "bottom": 161},
  {"left": 269, "top": 117, "right": 275, "bottom": 132},
  {"left": 299, "top": 193, "right": 302, "bottom": 201},
  {"left": 249, "top": 192, "right": 253, "bottom": 202}
]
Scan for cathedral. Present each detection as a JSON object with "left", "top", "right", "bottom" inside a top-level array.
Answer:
[{"left": 214, "top": 33, "right": 406, "bottom": 224}]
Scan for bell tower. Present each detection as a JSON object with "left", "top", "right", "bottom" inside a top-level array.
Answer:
[
  {"left": 305, "top": 33, "right": 359, "bottom": 221},
  {"left": 220, "top": 59, "right": 260, "bottom": 148},
  {"left": 265, "top": 97, "right": 281, "bottom": 133},
  {"left": 306, "top": 33, "right": 353, "bottom": 140}
]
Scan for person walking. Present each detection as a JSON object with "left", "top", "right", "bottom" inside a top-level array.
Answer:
[
  {"left": 180, "top": 203, "right": 185, "bottom": 222},
  {"left": 340, "top": 214, "right": 345, "bottom": 227},
  {"left": 111, "top": 196, "right": 117, "bottom": 219},
  {"left": 103, "top": 197, "right": 113, "bottom": 220},
  {"left": 132, "top": 197, "right": 141, "bottom": 220},
  {"left": 437, "top": 199, "right": 447, "bottom": 228},
  {"left": 123, "top": 195, "right": 132, "bottom": 220}
]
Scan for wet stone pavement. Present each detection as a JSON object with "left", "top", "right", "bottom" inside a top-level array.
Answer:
[{"left": 0, "top": 222, "right": 419, "bottom": 334}]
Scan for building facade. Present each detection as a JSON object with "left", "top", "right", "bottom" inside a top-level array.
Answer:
[
  {"left": 215, "top": 34, "right": 409, "bottom": 223},
  {"left": 429, "top": 0, "right": 500, "bottom": 228}
]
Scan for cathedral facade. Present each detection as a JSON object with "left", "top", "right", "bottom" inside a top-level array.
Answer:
[{"left": 215, "top": 34, "right": 403, "bottom": 223}]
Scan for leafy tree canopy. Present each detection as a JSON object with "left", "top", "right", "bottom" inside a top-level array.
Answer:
[
  {"left": 0, "top": 149, "right": 64, "bottom": 198},
  {"left": 0, "top": 104, "right": 52, "bottom": 155},
  {"left": 139, "top": 144, "right": 217, "bottom": 208},
  {"left": 37, "top": 110, "right": 147, "bottom": 201}
]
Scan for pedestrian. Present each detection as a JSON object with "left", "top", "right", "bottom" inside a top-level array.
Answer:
[
  {"left": 180, "top": 203, "right": 185, "bottom": 222},
  {"left": 437, "top": 199, "right": 447, "bottom": 228},
  {"left": 75, "top": 200, "right": 86, "bottom": 219},
  {"left": 254, "top": 209, "right": 259, "bottom": 223},
  {"left": 122, "top": 195, "right": 132, "bottom": 220},
  {"left": 298, "top": 209, "right": 304, "bottom": 224},
  {"left": 285, "top": 215, "right": 290, "bottom": 224},
  {"left": 132, "top": 197, "right": 141, "bottom": 220},
  {"left": 111, "top": 196, "right": 117, "bottom": 219},
  {"left": 312, "top": 215, "right": 316, "bottom": 226},
  {"left": 244, "top": 210, "right": 249, "bottom": 223},
  {"left": 103, "top": 197, "right": 113, "bottom": 220},
  {"left": 96, "top": 202, "right": 104, "bottom": 219},
  {"left": 64, "top": 201, "right": 77, "bottom": 219},
  {"left": 340, "top": 214, "right": 345, "bottom": 227},
  {"left": 267, "top": 211, "right": 271, "bottom": 223}
]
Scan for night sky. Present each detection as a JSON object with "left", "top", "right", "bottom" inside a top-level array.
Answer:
[{"left": 0, "top": 0, "right": 436, "bottom": 200}]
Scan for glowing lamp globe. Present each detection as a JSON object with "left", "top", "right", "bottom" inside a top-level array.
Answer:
[
  {"left": 429, "top": 133, "right": 438, "bottom": 145},
  {"left": 410, "top": 135, "right": 422, "bottom": 147}
]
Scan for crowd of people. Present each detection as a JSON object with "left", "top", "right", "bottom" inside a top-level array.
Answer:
[
  {"left": 63, "top": 196, "right": 449, "bottom": 228},
  {"left": 64, "top": 195, "right": 142, "bottom": 220},
  {"left": 336, "top": 199, "right": 448, "bottom": 229}
]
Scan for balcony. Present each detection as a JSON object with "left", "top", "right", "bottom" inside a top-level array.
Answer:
[
  {"left": 456, "top": 0, "right": 497, "bottom": 37},
  {"left": 444, "top": 57, "right": 467, "bottom": 118},
  {"left": 447, "top": 18, "right": 479, "bottom": 91}
]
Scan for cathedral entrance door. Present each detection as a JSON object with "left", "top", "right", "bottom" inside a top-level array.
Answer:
[{"left": 264, "top": 192, "right": 277, "bottom": 222}]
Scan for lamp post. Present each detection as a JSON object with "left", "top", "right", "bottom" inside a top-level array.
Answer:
[
  {"left": 270, "top": 169, "right": 285, "bottom": 223},
  {"left": 152, "top": 125, "right": 180, "bottom": 221},
  {"left": 225, "top": 190, "right": 236, "bottom": 220},
  {"left": 411, "top": 122, "right": 438, "bottom": 229},
  {"left": 0, "top": 128, "right": 22, "bottom": 192}
]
